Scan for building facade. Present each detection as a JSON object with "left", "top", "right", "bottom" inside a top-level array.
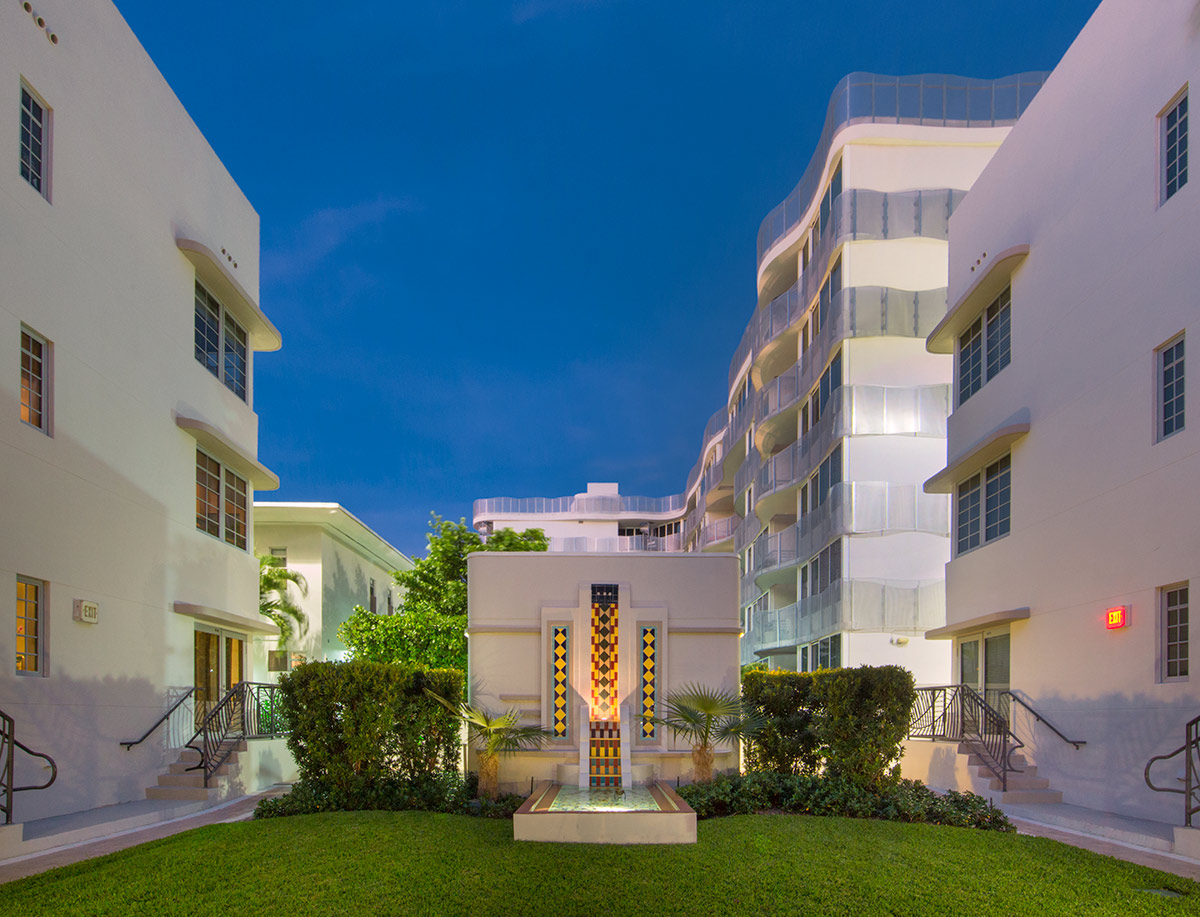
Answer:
[
  {"left": 254, "top": 502, "right": 412, "bottom": 665},
  {"left": 903, "top": 0, "right": 1200, "bottom": 827},
  {"left": 2, "top": 0, "right": 287, "bottom": 827},
  {"left": 475, "top": 73, "right": 1047, "bottom": 686}
]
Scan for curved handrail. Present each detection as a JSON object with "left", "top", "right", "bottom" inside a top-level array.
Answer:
[
  {"left": 11, "top": 736, "right": 57, "bottom": 793},
  {"left": 2, "top": 708, "right": 58, "bottom": 825},
  {"left": 121, "top": 687, "right": 196, "bottom": 749},
  {"left": 1000, "top": 691, "right": 1085, "bottom": 750},
  {"left": 1145, "top": 743, "right": 1188, "bottom": 796}
]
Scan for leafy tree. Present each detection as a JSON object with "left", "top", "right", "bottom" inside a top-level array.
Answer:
[
  {"left": 646, "top": 684, "right": 763, "bottom": 783},
  {"left": 337, "top": 605, "right": 467, "bottom": 671},
  {"left": 430, "top": 696, "right": 550, "bottom": 799},
  {"left": 259, "top": 555, "right": 308, "bottom": 648}
]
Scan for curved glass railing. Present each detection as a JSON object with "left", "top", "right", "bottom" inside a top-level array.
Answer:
[
  {"left": 756, "top": 72, "right": 1048, "bottom": 266},
  {"left": 752, "top": 482, "right": 950, "bottom": 580},
  {"left": 741, "top": 578, "right": 946, "bottom": 661},
  {"left": 755, "top": 385, "right": 950, "bottom": 504},
  {"left": 734, "top": 448, "right": 763, "bottom": 499},
  {"left": 734, "top": 509, "right": 763, "bottom": 553},
  {"left": 698, "top": 514, "right": 738, "bottom": 549},
  {"left": 474, "top": 493, "right": 686, "bottom": 518},
  {"left": 549, "top": 532, "right": 687, "bottom": 553}
]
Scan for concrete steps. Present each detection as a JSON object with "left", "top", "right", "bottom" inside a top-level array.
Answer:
[
  {"left": 144, "top": 742, "right": 244, "bottom": 802},
  {"left": 956, "top": 744, "right": 1063, "bottom": 804}
]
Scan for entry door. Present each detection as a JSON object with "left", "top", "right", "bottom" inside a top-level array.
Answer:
[
  {"left": 958, "top": 632, "right": 1010, "bottom": 720},
  {"left": 194, "top": 627, "right": 247, "bottom": 727}
]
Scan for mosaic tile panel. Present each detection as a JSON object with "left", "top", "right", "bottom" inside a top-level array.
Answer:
[
  {"left": 589, "top": 720, "right": 621, "bottom": 788},
  {"left": 641, "top": 626, "right": 656, "bottom": 738},
  {"left": 590, "top": 584, "right": 618, "bottom": 721},
  {"left": 552, "top": 626, "right": 569, "bottom": 738}
]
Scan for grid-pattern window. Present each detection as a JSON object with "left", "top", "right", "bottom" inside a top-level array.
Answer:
[
  {"left": 1161, "top": 335, "right": 1185, "bottom": 440},
  {"left": 1164, "top": 93, "right": 1189, "bottom": 203},
  {"left": 269, "top": 546, "right": 287, "bottom": 564},
  {"left": 956, "top": 454, "right": 1012, "bottom": 555},
  {"left": 194, "top": 281, "right": 249, "bottom": 402},
  {"left": 223, "top": 469, "right": 248, "bottom": 549},
  {"left": 801, "top": 634, "right": 842, "bottom": 672},
  {"left": 20, "top": 328, "right": 48, "bottom": 432},
  {"left": 958, "top": 287, "right": 1011, "bottom": 406},
  {"left": 1163, "top": 584, "right": 1190, "bottom": 681},
  {"left": 196, "top": 451, "right": 221, "bottom": 536},
  {"left": 19, "top": 86, "right": 47, "bottom": 196},
  {"left": 16, "top": 576, "right": 43, "bottom": 675}
]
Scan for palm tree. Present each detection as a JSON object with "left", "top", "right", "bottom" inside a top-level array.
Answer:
[
  {"left": 647, "top": 683, "right": 763, "bottom": 783},
  {"left": 431, "top": 695, "right": 550, "bottom": 799},
  {"left": 258, "top": 555, "right": 308, "bottom": 648}
]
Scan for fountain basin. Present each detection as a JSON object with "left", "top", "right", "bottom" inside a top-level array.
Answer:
[{"left": 513, "top": 781, "right": 697, "bottom": 844}]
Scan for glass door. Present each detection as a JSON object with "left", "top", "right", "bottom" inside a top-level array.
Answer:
[
  {"left": 194, "top": 627, "right": 247, "bottom": 728},
  {"left": 984, "top": 633, "right": 1011, "bottom": 719}
]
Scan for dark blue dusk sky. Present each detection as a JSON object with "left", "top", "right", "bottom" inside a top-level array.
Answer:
[{"left": 114, "top": 0, "right": 1098, "bottom": 557}]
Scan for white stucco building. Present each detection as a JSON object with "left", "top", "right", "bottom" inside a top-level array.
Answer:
[
  {"left": 254, "top": 502, "right": 411, "bottom": 665},
  {"left": 903, "top": 0, "right": 1200, "bottom": 832},
  {"left": 1, "top": 0, "right": 290, "bottom": 836},
  {"left": 476, "top": 72, "right": 1048, "bottom": 687}
]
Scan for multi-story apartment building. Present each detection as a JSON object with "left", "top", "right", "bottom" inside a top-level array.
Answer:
[
  {"left": 1, "top": 0, "right": 291, "bottom": 830},
  {"left": 904, "top": 0, "right": 1200, "bottom": 832},
  {"left": 476, "top": 72, "right": 1046, "bottom": 686}
]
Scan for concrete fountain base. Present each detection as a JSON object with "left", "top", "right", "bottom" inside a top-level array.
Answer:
[{"left": 512, "top": 781, "right": 697, "bottom": 844}]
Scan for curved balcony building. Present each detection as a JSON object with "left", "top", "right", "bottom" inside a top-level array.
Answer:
[{"left": 474, "top": 71, "right": 1047, "bottom": 683}]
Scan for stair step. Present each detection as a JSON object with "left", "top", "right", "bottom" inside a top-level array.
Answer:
[
  {"left": 990, "top": 775, "right": 1050, "bottom": 791},
  {"left": 156, "top": 773, "right": 208, "bottom": 788},
  {"left": 146, "top": 785, "right": 219, "bottom": 802},
  {"left": 1001, "top": 789, "right": 1063, "bottom": 805}
]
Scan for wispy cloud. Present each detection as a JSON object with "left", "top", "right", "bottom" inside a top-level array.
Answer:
[
  {"left": 262, "top": 197, "right": 417, "bottom": 284},
  {"left": 511, "top": 0, "right": 608, "bottom": 25}
]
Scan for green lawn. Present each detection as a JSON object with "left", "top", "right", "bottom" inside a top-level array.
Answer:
[{"left": 1, "top": 812, "right": 1197, "bottom": 916}]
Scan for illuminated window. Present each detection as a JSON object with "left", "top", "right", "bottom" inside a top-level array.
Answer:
[
  {"left": 957, "top": 287, "right": 1010, "bottom": 406},
  {"left": 194, "top": 281, "right": 249, "bottom": 401},
  {"left": 1163, "top": 91, "right": 1188, "bottom": 203},
  {"left": 195, "top": 449, "right": 248, "bottom": 550},
  {"left": 1162, "top": 584, "right": 1190, "bottom": 681},
  {"left": 1159, "top": 334, "right": 1185, "bottom": 440},
  {"left": 19, "top": 83, "right": 50, "bottom": 198},
  {"left": 20, "top": 327, "right": 50, "bottom": 434},
  {"left": 956, "top": 454, "right": 1011, "bottom": 555},
  {"left": 16, "top": 576, "right": 44, "bottom": 675}
]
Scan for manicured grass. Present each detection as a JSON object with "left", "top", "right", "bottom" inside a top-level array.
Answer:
[{"left": 2, "top": 812, "right": 1198, "bottom": 916}]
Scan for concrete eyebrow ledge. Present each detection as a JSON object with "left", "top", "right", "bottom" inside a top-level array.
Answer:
[
  {"left": 178, "top": 238, "right": 282, "bottom": 352},
  {"left": 925, "top": 607, "right": 1031, "bottom": 640},
  {"left": 924, "top": 409, "right": 1031, "bottom": 494},
  {"left": 176, "top": 413, "right": 280, "bottom": 490},
  {"left": 927, "top": 244, "right": 1030, "bottom": 353}
]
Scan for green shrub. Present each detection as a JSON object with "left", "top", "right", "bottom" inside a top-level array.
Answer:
[
  {"left": 741, "top": 665, "right": 916, "bottom": 787},
  {"left": 255, "top": 772, "right": 475, "bottom": 819},
  {"left": 278, "top": 660, "right": 463, "bottom": 791}
]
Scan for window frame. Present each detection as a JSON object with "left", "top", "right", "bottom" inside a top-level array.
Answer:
[
  {"left": 954, "top": 454, "right": 1011, "bottom": 557},
  {"left": 16, "top": 575, "right": 47, "bottom": 676},
  {"left": 1161, "top": 583, "right": 1190, "bottom": 683},
  {"left": 1162, "top": 88, "right": 1189, "bottom": 205},
  {"left": 195, "top": 448, "right": 250, "bottom": 551},
  {"left": 19, "top": 81, "right": 51, "bottom": 201},
  {"left": 194, "top": 280, "right": 250, "bottom": 403},
  {"left": 19, "top": 325, "right": 51, "bottom": 435},
  {"left": 956, "top": 286, "right": 1011, "bottom": 407},
  {"left": 1158, "top": 332, "right": 1185, "bottom": 441}
]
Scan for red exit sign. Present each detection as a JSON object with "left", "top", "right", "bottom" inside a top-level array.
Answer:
[{"left": 1106, "top": 606, "right": 1128, "bottom": 630}]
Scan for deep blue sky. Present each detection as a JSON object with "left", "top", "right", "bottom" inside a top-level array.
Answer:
[{"left": 114, "top": 0, "right": 1098, "bottom": 557}]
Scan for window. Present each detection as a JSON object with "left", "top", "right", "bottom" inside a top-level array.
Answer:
[
  {"left": 20, "top": 327, "right": 50, "bottom": 433},
  {"left": 370, "top": 578, "right": 377, "bottom": 614},
  {"left": 956, "top": 454, "right": 1011, "bottom": 555},
  {"left": 818, "top": 162, "right": 842, "bottom": 237},
  {"left": 803, "top": 443, "right": 843, "bottom": 514},
  {"left": 652, "top": 521, "right": 680, "bottom": 537},
  {"left": 1163, "top": 92, "right": 1188, "bottom": 203},
  {"left": 19, "top": 84, "right": 49, "bottom": 198},
  {"left": 801, "top": 634, "right": 841, "bottom": 672},
  {"left": 1163, "top": 584, "right": 1190, "bottom": 681},
  {"left": 269, "top": 547, "right": 287, "bottom": 564},
  {"left": 387, "top": 591, "right": 394, "bottom": 615},
  {"left": 1160, "top": 334, "right": 1185, "bottom": 440},
  {"left": 16, "top": 576, "right": 44, "bottom": 675},
  {"left": 194, "top": 281, "right": 249, "bottom": 401},
  {"left": 957, "top": 287, "right": 1011, "bottom": 405},
  {"left": 806, "top": 350, "right": 843, "bottom": 428},
  {"left": 800, "top": 539, "right": 842, "bottom": 598},
  {"left": 195, "top": 449, "right": 249, "bottom": 549}
]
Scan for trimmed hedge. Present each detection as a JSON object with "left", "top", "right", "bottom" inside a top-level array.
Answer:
[
  {"left": 278, "top": 660, "right": 463, "bottom": 791},
  {"left": 742, "top": 665, "right": 916, "bottom": 786},
  {"left": 254, "top": 773, "right": 525, "bottom": 820},
  {"left": 676, "top": 772, "right": 1013, "bottom": 832}
]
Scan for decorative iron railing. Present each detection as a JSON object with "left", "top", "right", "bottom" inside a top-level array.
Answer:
[
  {"left": 909, "top": 684, "right": 1022, "bottom": 792},
  {"left": 1145, "top": 712, "right": 1200, "bottom": 827},
  {"left": 185, "top": 681, "right": 288, "bottom": 787},
  {"left": 1, "top": 707, "right": 58, "bottom": 825},
  {"left": 121, "top": 687, "right": 196, "bottom": 749}
]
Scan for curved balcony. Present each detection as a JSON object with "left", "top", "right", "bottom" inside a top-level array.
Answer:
[
  {"left": 734, "top": 448, "right": 762, "bottom": 500},
  {"left": 751, "top": 482, "right": 950, "bottom": 590},
  {"left": 756, "top": 72, "right": 1048, "bottom": 269},
  {"left": 698, "top": 514, "right": 738, "bottom": 551},
  {"left": 474, "top": 493, "right": 686, "bottom": 521},
  {"left": 755, "top": 385, "right": 950, "bottom": 517},
  {"left": 740, "top": 578, "right": 946, "bottom": 662},
  {"left": 549, "top": 532, "right": 686, "bottom": 553}
]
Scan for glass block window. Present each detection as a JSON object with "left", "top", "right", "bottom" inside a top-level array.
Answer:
[
  {"left": 20, "top": 328, "right": 48, "bottom": 432},
  {"left": 194, "top": 281, "right": 249, "bottom": 402},
  {"left": 1160, "top": 335, "right": 1185, "bottom": 440},
  {"left": 640, "top": 627, "right": 656, "bottom": 738},
  {"left": 956, "top": 454, "right": 1011, "bottom": 556},
  {"left": 196, "top": 450, "right": 222, "bottom": 537},
  {"left": 223, "top": 469, "right": 248, "bottom": 550},
  {"left": 16, "top": 576, "right": 43, "bottom": 675},
  {"left": 19, "top": 85, "right": 47, "bottom": 196},
  {"left": 1163, "top": 584, "right": 1190, "bottom": 681},
  {"left": 958, "top": 287, "right": 1010, "bottom": 406},
  {"left": 552, "top": 626, "right": 569, "bottom": 738},
  {"left": 1164, "top": 93, "right": 1188, "bottom": 203}
]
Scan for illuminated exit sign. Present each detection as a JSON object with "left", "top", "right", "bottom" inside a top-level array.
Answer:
[{"left": 1106, "top": 606, "right": 1128, "bottom": 630}]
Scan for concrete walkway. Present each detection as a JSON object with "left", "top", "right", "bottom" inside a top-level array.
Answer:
[{"left": 0, "top": 787, "right": 285, "bottom": 885}]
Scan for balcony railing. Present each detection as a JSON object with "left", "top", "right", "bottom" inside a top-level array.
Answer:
[
  {"left": 474, "top": 493, "right": 686, "bottom": 519},
  {"left": 698, "top": 515, "right": 738, "bottom": 549},
  {"left": 741, "top": 578, "right": 945, "bottom": 661},
  {"left": 548, "top": 533, "right": 686, "bottom": 553},
  {"left": 756, "top": 72, "right": 1048, "bottom": 266},
  {"left": 752, "top": 482, "right": 950, "bottom": 579}
]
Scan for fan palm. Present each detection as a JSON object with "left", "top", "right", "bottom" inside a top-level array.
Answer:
[
  {"left": 258, "top": 555, "right": 308, "bottom": 649},
  {"left": 647, "top": 683, "right": 763, "bottom": 783},
  {"left": 430, "top": 695, "right": 550, "bottom": 799}
]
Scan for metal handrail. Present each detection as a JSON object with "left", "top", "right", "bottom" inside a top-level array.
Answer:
[
  {"left": 184, "top": 682, "right": 288, "bottom": 787},
  {"left": 999, "top": 691, "right": 1086, "bottom": 750},
  {"left": 909, "top": 684, "right": 1022, "bottom": 792},
  {"left": 2, "top": 708, "right": 59, "bottom": 825},
  {"left": 121, "top": 687, "right": 196, "bottom": 749},
  {"left": 1145, "top": 712, "right": 1200, "bottom": 827}
]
